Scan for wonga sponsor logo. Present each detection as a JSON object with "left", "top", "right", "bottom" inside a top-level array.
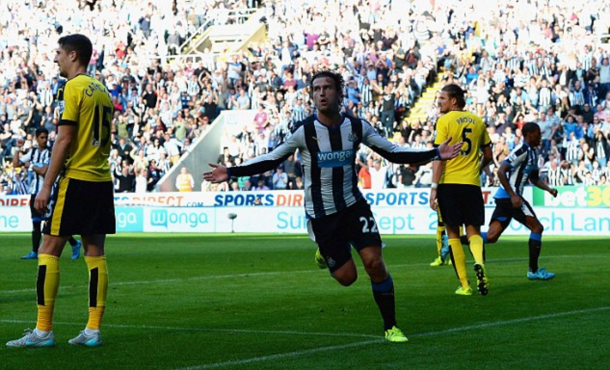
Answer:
[
  {"left": 317, "top": 149, "right": 353, "bottom": 168},
  {"left": 115, "top": 207, "right": 143, "bottom": 232},
  {"left": 148, "top": 208, "right": 211, "bottom": 231}
]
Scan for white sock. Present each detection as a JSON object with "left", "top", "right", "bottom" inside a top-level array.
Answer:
[
  {"left": 34, "top": 328, "right": 49, "bottom": 336},
  {"left": 84, "top": 327, "right": 100, "bottom": 336}
]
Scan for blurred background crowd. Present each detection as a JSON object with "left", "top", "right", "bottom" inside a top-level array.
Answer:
[{"left": 1, "top": 0, "right": 610, "bottom": 195}]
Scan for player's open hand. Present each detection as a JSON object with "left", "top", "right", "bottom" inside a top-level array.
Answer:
[
  {"left": 429, "top": 192, "right": 438, "bottom": 211},
  {"left": 34, "top": 186, "right": 51, "bottom": 214},
  {"left": 510, "top": 194, "right": 523, "bottom": 209},
  {"left": 437, "top": 137, "right": 463, "bottom": 160},
  {"left": 203, "top": 163, "right": 228, "bottom": 183}
]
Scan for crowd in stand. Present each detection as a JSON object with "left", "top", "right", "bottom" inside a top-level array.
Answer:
[{"left": 1, "top": 0, "right": 610, "bottom": 195}]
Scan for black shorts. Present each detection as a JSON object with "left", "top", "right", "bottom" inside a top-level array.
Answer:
[
  {"left": 43, "top": 177, "right": 116, "bottom": 236},
  {"left": 310, "top": 199, "right": 382, "bottom": 272},
  {"left": 29, "top": 194, "right": 45, "bottom": 221},
  {"left": 490, "top": 197, "right": 537, "bottom": 229},
  {"left": 437, "top": 184, "right": 485, "bottom": 227}
]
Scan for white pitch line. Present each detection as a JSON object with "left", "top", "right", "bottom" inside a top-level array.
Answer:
[
  {"left": 2, "top": 254, "right": 589, "bottom": 294},
  {"left": 173, "top": 339, "right": 387, "bottom": 370},
  {"left": 166, "top": 306, "right": 610, "bottom": 370},
  {"left": 409, "top": 306, "right": 610, "bottom": 338},
  {"left": 1, "top": 269, "right": 315, "bottom": 294},
  {"left": 0, "top": 319, "right": 378, "bottom": 339},
  {"left": 2, "top": 306, "right": 608, "bottom": 370}
]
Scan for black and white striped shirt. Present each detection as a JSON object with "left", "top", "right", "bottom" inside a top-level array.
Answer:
[
  {"left": 506, "top": 57, "right": 521, "bottom": 72},
  {"left": 292, "top": 106, "right": 307, "bottom": 123},
  {"left": 595, "top": 140, "right": 607, "bottom": 160},
  {"left": 547, "top": 167, "right": 563, "bottom": 187},
  {"left": 359, "top": 82, "right": 373, "bottom": 106},
  {"left": 562, "top": 168, "right": 575, "bottom": 185},
  {"left": 565, "top": 140, "right": 581, "bottom": 163},
  {"left": 579, "top": 53, "right": 593, "bottom": 72},
  {"left": 229, "top": 114, "right": 440, "bottom": 218},
  {"left": 538, "top": 87, "right": 551, "bottom": 107},
  {"left": 495, "top": 142, "right": 538, "bottom": 199},
  {"left": 19, "top": 147, "right": 50, "bottom": 195}
]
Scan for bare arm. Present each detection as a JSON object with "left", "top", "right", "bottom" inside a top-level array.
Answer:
[
  {"left": 497, "top": 160, "right": 522, "bottom": 208},
  {"left": 429, "top": 160, "right": 444, "bottom": 210},
  {"left": 363, "top": 122, "right": 461, "bottom": 164},
  {"left": 204, "top": 127, "right": 303, "bottom": 183},
  {"left": 12, "top": 140, "right": 25, "bottom": 169},
  {"left": 35, "top": 125, "right": 76, "bottom": 213},
  {"left": 480, "top": 144, "right": 493, "bottom": 173},
  {"left": 531, "top": 171, "right": 558, "bottom": 197},
  {"left": 31, "top": 164, "right": 48, "bottom": 177}
]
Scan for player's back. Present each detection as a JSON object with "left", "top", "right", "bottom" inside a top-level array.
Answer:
[
  {"left": 60, "top": 74, "right": 113, "bottom": 182},
  {"left": 434, "top": 110, "right": 490, "bottom": 186},
  {"left": 494, "top": 142, "right": 538, "bottom": 198}
]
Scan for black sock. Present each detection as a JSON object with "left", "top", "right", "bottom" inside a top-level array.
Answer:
[
  {"left": 32, "top": 221, "right": 41, "bottom": 254},
  {"left": 68, "top": 236, "right": 78, "bottom": 247},
  {"left": 460, "top": 235, "right": 469, "bottom": 245},
  {"left": 371, "top": 275, "right": 396, "bottom": 331},
  {"left": 529, "top": 237, "right": 542, "bottom": 272}
]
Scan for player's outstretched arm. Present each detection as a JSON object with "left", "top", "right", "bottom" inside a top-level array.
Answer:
[
  {"left": 531, "top": 172, "right": 558, "bottom": 198},
  {"left": 203, "top": 163, "right": 228, "bottom": 183},
  {"left": 437, "top": 137, "right": 462, "bottom": 160},
  {"left": 364, "top": 120, "right": 462, "bottom": 164}
]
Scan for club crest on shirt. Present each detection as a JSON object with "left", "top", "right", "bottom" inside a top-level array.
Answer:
[{"left": 348, "top": 131, "right": 358, "bottom": 142}]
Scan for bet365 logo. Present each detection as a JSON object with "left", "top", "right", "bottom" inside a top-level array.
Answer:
[{"left": 534, "top": 186, "right": 610, "bottom": 207}]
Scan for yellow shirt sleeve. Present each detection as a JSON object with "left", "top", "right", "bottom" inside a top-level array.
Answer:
[
  {"left": 434, "top": 116, "right": 449, "bottom": 146},
  {"left": 481, "top": 126, "right": 491, "bottom": 147},
  {"left": 60, "top": 81, "right": 80, "bottom": 124}
]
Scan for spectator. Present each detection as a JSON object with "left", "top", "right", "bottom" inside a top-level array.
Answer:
[
  {"left": 175, "top": 167, "right": 194, "bottom": 192},
  {"left": 135, "top": 169, "right": 149, "bottom": 194},
  {"left": 271, "top": 166, "right": 288, "bottom": 190}
]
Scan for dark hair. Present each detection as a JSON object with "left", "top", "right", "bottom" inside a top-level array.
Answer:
[
  {"left": 441, "top": 84, "right": 466, "bottom": 109},
  {"left": 310, "top": 70, "right": 344, "bottom": 100},
  {"left": 57, "top": 34, "right": 93, "bottom": 66},
  {"left": 35, "top": 127, "right": 49, "bottom": 137},
  {"left": 522, "top": 122, "right": 540, "bottom": 137}
]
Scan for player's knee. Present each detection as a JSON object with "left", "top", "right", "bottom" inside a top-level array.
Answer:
[
  {"left": 362, "top": 256, "right": 385, "bottom": 275},
  {"left": 332, "top": 263, "right": 358, "bottom": 286},
  {"left": 531, "top": 222, "right": 544, "bottom": 234},
  {"left": 335, "top": 274, "right": 357, "bottom": 286},
  {"left": 486, "top": 232, "right": 500, "bottom": 244}
]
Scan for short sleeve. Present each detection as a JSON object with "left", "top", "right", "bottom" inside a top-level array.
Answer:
[
  {"left": 433, "top": 117, "right": 448, "bottom": 146},
  {"left": 59, "top": 81, "right": 80, "bottom": 125}
]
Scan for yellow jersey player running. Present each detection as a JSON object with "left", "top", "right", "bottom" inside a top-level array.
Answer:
[
  {"left": 429, "top": 84, "right": 493, "bottom": 296},
  {"left": 7, "top": 34, "right": 115, "bottom": 348}
]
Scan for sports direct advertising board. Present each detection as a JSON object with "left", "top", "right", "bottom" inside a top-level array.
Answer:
[{"left": 1, "top": 187, "right": 608, "bottom": 236}]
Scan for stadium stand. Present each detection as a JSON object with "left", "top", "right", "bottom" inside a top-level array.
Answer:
[{"left": 1, "top": 0, "right": 610, "bottom": 195}]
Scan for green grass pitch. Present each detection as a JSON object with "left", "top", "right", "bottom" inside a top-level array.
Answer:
[{"left": 1, "top": 233, "right": 609, "bottom": 370}]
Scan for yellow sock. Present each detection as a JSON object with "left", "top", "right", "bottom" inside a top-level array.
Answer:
[
  {"left": 449, "top": 238, "right": 469, "bottom": 288},
  {"left": 36, "top": 254, "right": 60, "bottom": 332},
  {"left": 85, "top": 256, "right": 108, "bottom": 330},
  {"left": 436, "top": 225, "right": 445, "bottom": 255},
  {"left": 469, "top": 235, "right": 485, "bottom": 265}
]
